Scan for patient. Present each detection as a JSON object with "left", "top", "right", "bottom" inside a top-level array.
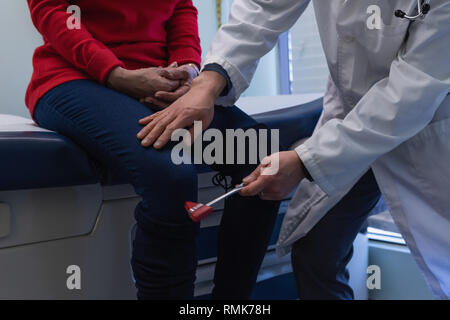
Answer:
[{"left": 26, "top": 0, "right": 281, "bottom": 299}]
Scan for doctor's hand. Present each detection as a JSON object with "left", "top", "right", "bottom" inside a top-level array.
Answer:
[
  {"left": 240, "top": 151, "right": 306, "bottom": 201},
  {"left": 137, "top": 71, "right": 227, "bottom": 149},
  {"left": 140, "top": 62, "right": 200, "bottom": 110}
]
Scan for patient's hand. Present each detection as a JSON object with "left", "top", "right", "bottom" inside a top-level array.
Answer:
[
  {"left": 106, "top": 66, "right": 188, "bottom": 100},
  {"left": 140, "top": 62, "right": 199, "bottom": 110}
]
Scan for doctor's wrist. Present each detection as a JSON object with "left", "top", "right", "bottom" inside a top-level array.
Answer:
[{"left": 192, "top": 71, "right": 227, "bottom": 100}]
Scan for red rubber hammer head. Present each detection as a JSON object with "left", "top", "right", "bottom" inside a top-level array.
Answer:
[{"left": 184, "top": 201, "right": 214, "bottom": 222}]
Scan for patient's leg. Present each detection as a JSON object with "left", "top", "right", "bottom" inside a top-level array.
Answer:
[{"left": 33, "top": 80, "right": 199, "bottom": 299}]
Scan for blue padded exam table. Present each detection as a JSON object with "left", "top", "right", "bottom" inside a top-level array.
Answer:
[{"left": 0, "top": 97, "right": 323, "bottom": 299}]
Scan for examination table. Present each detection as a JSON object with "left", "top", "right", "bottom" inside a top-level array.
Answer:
[{"left": 0, "top": 96, "right": 368, "bottom": 299}]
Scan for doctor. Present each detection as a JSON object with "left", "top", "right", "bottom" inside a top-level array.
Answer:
[{"left": 138, "top": 0, "right": 450, "bottom": 299}]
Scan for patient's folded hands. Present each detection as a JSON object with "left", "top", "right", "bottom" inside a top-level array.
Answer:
[
  {"left": 140, "top": 62, "right": 200, "bottom": 110},
  {"left": 106, "top": 65, "right": 189, "bottom": 103},
  {"left": 106, "top": 62, "right": 199, "bottom": 111}
]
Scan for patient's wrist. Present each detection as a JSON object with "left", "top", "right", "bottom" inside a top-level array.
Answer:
[
  {"left": 182, "top": 63, "right": 200, "bottom": 78},
  {"left": 106, "top": 66, "right": 128, "bottom": 90},
  {"left": 192, "top": 71, "right": 227, "bottom": 99}
]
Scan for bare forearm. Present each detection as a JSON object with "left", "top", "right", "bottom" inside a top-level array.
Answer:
[{"left": 191, "top": 71, "right": 227, "bottom": 101}]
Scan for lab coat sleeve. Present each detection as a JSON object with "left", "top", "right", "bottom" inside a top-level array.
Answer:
[
  {"left": 202, "top": 0, "right": 311, "bottom": 106},
  {"left": 297, "top": 1, "right": 450, "bottom": 195}
]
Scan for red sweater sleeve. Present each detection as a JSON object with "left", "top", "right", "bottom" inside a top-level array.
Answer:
[
  {"left": 27, "top": 0, "right": 124, "bottom": 84},
  {"left": 167, "top": 0, "right": 202, "bottom": 68}
]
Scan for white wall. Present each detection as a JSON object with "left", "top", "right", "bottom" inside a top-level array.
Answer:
[
  {"left": 0, "top": 0, "right": 279, "bottom": 118},
  {"left": 0, "top": 1, "right": 42, "bottom": 118}
]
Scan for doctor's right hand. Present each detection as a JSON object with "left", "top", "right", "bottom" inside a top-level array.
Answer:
[{"left": 240, "top": 151, "right": 306, "bottom": 201}]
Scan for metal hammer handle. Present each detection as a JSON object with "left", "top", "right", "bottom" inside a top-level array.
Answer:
[{"left": 206, "top": 183, "right": 245, "bottom": 207}]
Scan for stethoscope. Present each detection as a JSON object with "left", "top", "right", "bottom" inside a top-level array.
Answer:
[{"left": 395, "top": 0, "right": 431, "bottom": 20}]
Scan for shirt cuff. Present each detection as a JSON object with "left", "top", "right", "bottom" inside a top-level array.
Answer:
[
  {"left": 169, "top": 47, "right": 202, "bottom": 69},
  {"left": 201, "top": 55, "right": 248, "bottom": 106},
  {"left": 295, "top": 143, "right": 336, "bottom": 195},
  {"left": 202, "top": 63, "right": 233, "bottom": 97},
  {"left": 87, "top": 48, "right": 125, "bottom": 85},
  {"left": 300, "top": 158, "right": 313, "bottom": 182}
]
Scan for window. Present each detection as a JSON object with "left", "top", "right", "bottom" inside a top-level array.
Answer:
[{"left": 279, "top": 4, "right": 328, "bottom": 95}]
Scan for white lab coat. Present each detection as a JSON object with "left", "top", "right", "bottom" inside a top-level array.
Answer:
[{"left": 203, "top": 0, "right": 450, "bottom": 298}]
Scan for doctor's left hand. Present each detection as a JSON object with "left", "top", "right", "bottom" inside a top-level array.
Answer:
[
  {"left": 240, "top": 151, "right": 306, "bottom": 201},
  {"left": 137, "top": 71, "right": 226, "bottom": 149}
]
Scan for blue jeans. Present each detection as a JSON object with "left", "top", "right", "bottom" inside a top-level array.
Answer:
[
  {"left": 291, "top": 169, "right": 381, "bottom": 299},
  {"left": 34, "top": 80, "right": 281, "bottom": 300}
]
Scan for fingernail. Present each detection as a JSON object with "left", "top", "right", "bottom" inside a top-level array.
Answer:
[{"left": 154, "top": 141, "right": 161, "bottom": 148}]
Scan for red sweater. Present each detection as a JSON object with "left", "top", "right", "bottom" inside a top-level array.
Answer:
[{"left": 26, "top": 0, "right": 202, "bottom": 117}]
